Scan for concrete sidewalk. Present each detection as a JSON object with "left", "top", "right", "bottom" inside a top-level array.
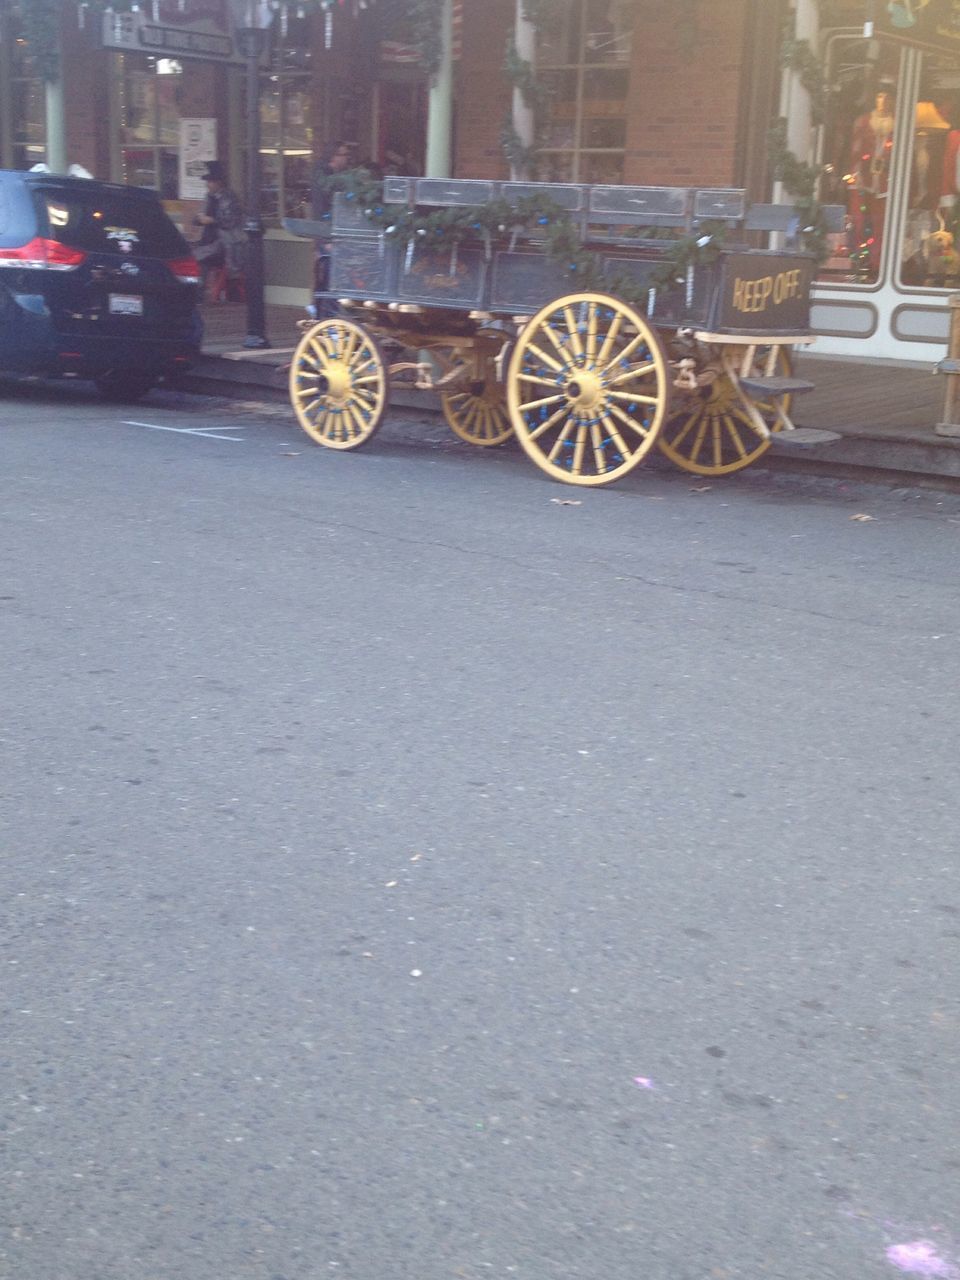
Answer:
[{"left": 187, "top": 300, "right": 960, "bottom": 488}]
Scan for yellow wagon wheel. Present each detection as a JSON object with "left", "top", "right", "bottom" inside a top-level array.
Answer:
[
  {"left": 658, "top": 345, "right": 793, "bottom": 477},
  {"left": 440, "top": 349, "right": 513, "bottom": 447},
  {"left": 506, "top": 293, "right": 670, "bottom": 487},
  {"left": 289, "top": 317, "right": 388, "bottom": 450}
]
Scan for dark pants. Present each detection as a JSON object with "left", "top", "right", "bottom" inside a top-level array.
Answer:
[{"left": 314, "top": 251, "right": 340, "bottom": 321}]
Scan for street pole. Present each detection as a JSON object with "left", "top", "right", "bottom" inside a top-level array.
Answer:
[
  {"left": 774, "top": 0, "right": 819, "bottom": 214},
  {"left": 240, "top": 27, "right": 269, "bottom": 349},
  {"left": 511, "top": 0, "right": 536, "bottom": 181},
  {"left": 44, "top": 75, "right": 67, "bottom": 174},
  {"left": 425, "top": 0, "right": 453, "bottom": 179}
]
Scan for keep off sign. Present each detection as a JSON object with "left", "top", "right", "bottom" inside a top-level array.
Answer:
[{"left": 712, "top": 252, "right": 814, "bottom": 335}]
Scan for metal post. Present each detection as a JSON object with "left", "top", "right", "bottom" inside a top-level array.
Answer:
[
  {"left": 774, "top": 0, "right": 819, "bottom": 210},
  {"left": 241, "top": 28, "right": 269, "bottom": 348},
  {"left": 45, "top": 76, "right": 67, "bottom": 174},
  {"left": 511, "top": 0, "right": 536, "bottom": 180},
  {"left": 425, "top": 0, "right": 453, "bottom": 179}
]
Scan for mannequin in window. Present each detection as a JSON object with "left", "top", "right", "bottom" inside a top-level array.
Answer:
[
  {"left": 911, "top": 101, "right": 950, "bottom": 209},
  {"left": 848, "top": 86, "right": 895, "bottom": 276},
  {"left": 940, "top": 96, "right": 960, "bottom": 239}
]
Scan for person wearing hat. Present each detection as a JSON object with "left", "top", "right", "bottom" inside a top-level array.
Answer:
[{"left": 194, "top": 160, "right": 245, "bottom": 303}]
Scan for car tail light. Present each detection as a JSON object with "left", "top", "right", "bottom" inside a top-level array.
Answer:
[
  {"left": 0, "top": 237, "right": 86, "bottom": 270},
  {"left": 167, "top": 256, "right": 200, "bottom": 285}
]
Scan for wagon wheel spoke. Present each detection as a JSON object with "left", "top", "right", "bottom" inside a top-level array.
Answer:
[
  {"left": 290, "top": 319, "right": 389, "bottom": 452},
  {"left": 522, "top": 341, "right": 564, "bottom": 375},
  {"left": 440, "top": 349, "right": 514, "bottom": 448},
  {"left": 606, "top": 390, "right": 659, "bottom": 407},
  {"left": 658, "top": 344, "right": 793, "bottom": 477},
  {"left": 606, "top": 360, "right": 657, "bottom": 388},
  {"left": 507, "top": 292, "right": 669, "bottom": 487},
  {"left": 562, "top": 307, "right": 585, "bottom": 360}
]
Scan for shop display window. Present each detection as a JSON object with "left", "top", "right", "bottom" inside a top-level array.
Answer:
[
  {"left": 899, "top": 54, "right": 960, "bottom": 291},
  {"left": 118, "top": 54, "right": 183, "bottom": 200},
  {"left": 247, "top": 14, "right": 313, "bottom": 223},
  {"left": 8, "top": 18, "right": 46, "bottom": 169},
  {"left": 539, "top": 0, "right": 632, "bottom": 184},
  {"left": 12, "top": 76, "right": 45, "bottom": 170},
  {"left": 819, "top": 35, "right": 960, "bottom": 290}
]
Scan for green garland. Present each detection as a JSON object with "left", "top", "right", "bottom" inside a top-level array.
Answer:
[
  {"left": 768, "top": 9, "right": 832, "bottom": 262},
  {"left": 780, "top": 33, "right": 826, "bottom": 128},
  {"left": 320, "top": 168, "right": 729, "bottom": 312}
]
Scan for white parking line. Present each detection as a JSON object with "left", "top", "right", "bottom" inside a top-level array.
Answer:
[{"left": 122, "top": 420, "right": 244, "bottom": 442}]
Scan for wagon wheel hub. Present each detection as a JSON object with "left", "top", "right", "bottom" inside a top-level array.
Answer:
[
  {"left": 566, "top": 370, "right": 603, "bottom": 411},
  {"left": 321, "top": 362, "right": 353, "bottom": 404}
]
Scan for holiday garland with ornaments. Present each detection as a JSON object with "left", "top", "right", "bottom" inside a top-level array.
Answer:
[{"left": 317, "top": 167, "right": 729, "bottom": 311}]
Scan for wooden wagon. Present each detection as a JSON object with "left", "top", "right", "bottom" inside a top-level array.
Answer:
[{"left": 284, "top": 178, "right": 840, "bottom": 486}]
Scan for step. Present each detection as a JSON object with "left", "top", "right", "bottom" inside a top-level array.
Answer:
[
  {"left": 769, "top": 428, "right": 843, "bottom": 448},
  {"left": 738, "top": 376, "right": 817, "bottom": 398}
]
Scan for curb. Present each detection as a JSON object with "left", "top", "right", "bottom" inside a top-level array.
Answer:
[{"left": 181, "top": 353, "right": 960, "bottom": 492}]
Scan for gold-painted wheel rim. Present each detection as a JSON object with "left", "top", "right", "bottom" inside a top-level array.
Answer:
[
  {"left": 658, "top": 346, "right": 793, "bottom": 477},
  {"left": 289, "top": 318, "right": 388, "bottom": 451},
  {"left": 440, "top": 352, "right": 513, "bottom": 447},
  {"left": 506, "top": 293, "right": 669, "bottom": 487}
]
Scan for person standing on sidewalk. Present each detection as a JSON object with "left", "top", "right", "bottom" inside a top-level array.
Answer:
[
  {"left": 310, "top": 141, "right": 352, "bottom": 319},
  {"left": 194, "top": 161, "right": 246, "bottom": 304}
]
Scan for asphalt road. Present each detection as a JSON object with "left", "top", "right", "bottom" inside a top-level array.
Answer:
[{"left": 3, "top": 381, "right": 960, "bottom": 1280}]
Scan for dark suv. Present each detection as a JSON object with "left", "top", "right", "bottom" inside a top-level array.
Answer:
[{"left": 0, "top": 170, "right": 202, "bottom": 401}]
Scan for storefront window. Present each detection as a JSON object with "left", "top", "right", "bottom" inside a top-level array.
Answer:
[
  {"left": 820, "top": 37, "right": 905, "bottom": 284},
  {"left": 899, "top": 53, "right": 960, "bottom": 291},
  {"left": 539, "top": 0, "right": 632, "bottom": 184},
  {"left": 9, "top": 24, "right": 46, "bottom": 168},
  {"left": 118, "top": 55, "right": 183, "bottom": 200},
  {"left": 819, "top": 34, "right": 960, "bottom": 291},
  {"left": 252, "top": 15, "right": 313, "bottom": 222}
]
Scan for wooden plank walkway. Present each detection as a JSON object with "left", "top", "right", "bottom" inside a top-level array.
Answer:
[{"left": 797, "top": 354, "right": 943, "bottom": 437}]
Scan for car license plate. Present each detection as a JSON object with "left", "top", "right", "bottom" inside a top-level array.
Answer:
[{"left": 108, "top": 293, "right": 143, "bottom": 316}]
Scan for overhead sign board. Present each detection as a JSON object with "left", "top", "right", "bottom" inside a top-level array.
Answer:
[{"left": 102, "top": 0, "right": 242, "bottom": 64}]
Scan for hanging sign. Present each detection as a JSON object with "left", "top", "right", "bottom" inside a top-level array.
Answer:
[
  {"left": 102, "top": 1, "right": 242, "bottom": 64},
  {"left": 876, "top": 0, "right": 960, "bottom": 47},
  {"left": 179, "top": 119, "right": 217, "bottom": 201}
]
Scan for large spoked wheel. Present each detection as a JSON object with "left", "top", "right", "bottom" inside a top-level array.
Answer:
[
  {"left": 289, "top": 318, "right": 388, "bottom": 450},
  {"left": 658, "top": 345, "right": 793, "bottom": 477},
  {"left": 506, "top": 293, "right": 670, "bottom": 487},
  {"left": 440, "top": 349, "right": 513, "bottom": 447}
]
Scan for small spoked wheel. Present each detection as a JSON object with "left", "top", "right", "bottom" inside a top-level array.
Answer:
[
  {"left": 289, "top": 318, "right": 388, "bottom": 450},
  {"left": 440, "top": 350, "right": 513, "bottom": 447},
  {"left": 506, "top": 293, "right": 669, "bottom": 486},
  {"left": 658, "top": 345, "right": 793, "bottom": 477}
]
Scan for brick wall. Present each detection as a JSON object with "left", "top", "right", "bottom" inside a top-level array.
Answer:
[
  {"left": 451, "top": 0, "right": 754, "bottom": 187},
  {"left": 63, "top": 24, "right": 108, "bottom": 177},
  {"left": 624, "top": 0, "right": 749, "bottom": 187},
  {"left": 454, "top": 0, "right": 514, "bottom": 179}
]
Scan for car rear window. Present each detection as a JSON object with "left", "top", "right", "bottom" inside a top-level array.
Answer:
[{"left": 32, "top": 185, "right": 188, "bottom": 258}]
